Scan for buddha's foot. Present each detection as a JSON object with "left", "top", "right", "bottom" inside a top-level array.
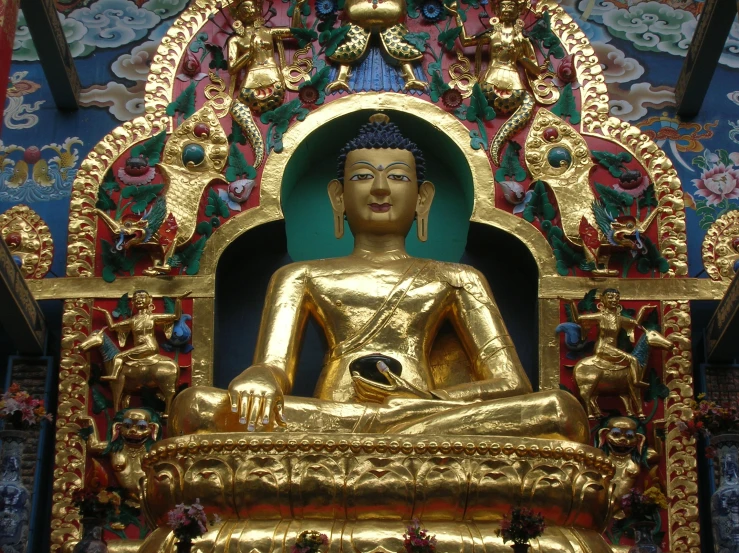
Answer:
[
  {"left": 404, "top": 78, "right": 428, "bottom": 91},
  {"left": 326, "top": 80, "right": 351, "bottom": 93}
]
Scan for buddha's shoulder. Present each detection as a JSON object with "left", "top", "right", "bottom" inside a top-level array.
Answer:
[{"left": 421, "top": 259, "right": 487, "bottom": 281}]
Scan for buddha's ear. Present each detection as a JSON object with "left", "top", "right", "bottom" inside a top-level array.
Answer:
[
  {"left": 327, "top": 179, "right": 345, "bottom": 239},
  {"left": 416, "top": 181, "right": 435, "bottom": 242},
  {"left": 417, "top": 181, "right": 435, "bottom": 216}
]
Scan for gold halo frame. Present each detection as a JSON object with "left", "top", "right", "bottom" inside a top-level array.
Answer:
[{"left": 44, "top": 0, "right": 718, "bottom": 551}]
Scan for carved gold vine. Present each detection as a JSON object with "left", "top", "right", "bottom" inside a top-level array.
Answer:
[
  {"left": 533, "top": 0, "right": 688, "bottom": 279},
  {"left": 51, "top": 299, "right": 93, "bottom": 551}
]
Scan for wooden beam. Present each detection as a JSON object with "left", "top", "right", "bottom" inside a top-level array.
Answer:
[
  {"left": 19, "top": 0, "right": 80, "bottom": 110},
  {"left": 675, "top": 0, "right": 736, "bottom": 118},
  {"left": 0, "top": 239, "right": 46, "bottom": 355}
]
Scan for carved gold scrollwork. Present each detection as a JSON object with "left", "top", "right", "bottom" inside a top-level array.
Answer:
[
  {"left": 283, "top": 45, "right": 314, "bottom": 92},
  {"left": 51, "top": 299, "right": 92, "bottom": 552},
  {"left": 448, "top": 51, "right": 476, "bottom": 99},
  {"left": 203, "top": 71, "right": 235, "bottom": 119},
  {"left": 702, "top": 210, "right": 739, "bottom": 281},
  {"left": 530, "top": 70, "right": 560, "bottom": 106}
]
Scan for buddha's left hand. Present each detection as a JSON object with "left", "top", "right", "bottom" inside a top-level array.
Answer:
[{"left": 352, "top": 362, "right": 434, "bottom": 403}]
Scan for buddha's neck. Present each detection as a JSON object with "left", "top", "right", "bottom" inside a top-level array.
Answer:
[{"left": 351, "top": 234, "right": 409, "bottom": 261}]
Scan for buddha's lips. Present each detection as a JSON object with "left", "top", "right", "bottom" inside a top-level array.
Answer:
[{"left": 369, "top": 203, "right": 391, "bottom": 213}]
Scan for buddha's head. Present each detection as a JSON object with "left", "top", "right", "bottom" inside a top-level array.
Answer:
[{"left": 328, "top": 114, "right": 435, "bottom": 242}]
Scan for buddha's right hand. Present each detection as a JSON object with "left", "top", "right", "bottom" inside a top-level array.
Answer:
[{"left": 228, "top": 364, "right": 287, "bottom": 431}]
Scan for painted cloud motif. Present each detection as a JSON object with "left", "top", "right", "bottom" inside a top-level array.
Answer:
[
  {"left": 12, "top": 0, "right": 188, "bottom": 61},
  {"left": 69, "top": 0, "right": 160, "bottom": 48},
  {"left": 578, "top": 0, "right": 739, "bottom": 68},
  {"left": 593, "top": 43, "right": 645, "bottom": 83}
]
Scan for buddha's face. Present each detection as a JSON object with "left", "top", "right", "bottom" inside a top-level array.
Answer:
[{"left": 332, "top": 148, "right": 433, "bottom": 238}]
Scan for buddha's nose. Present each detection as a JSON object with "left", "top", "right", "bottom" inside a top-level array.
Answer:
[{"left": 371, "top": 175, "right": 391, "bottom": 196}]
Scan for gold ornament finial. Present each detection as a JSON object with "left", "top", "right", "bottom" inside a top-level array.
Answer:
[{"left": 369, "top": 113, "right": 391, "bottom": 125}]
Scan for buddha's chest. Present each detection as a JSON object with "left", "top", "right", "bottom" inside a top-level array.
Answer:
[{"left": 309, "top": 270, "right": 449, "bottom": 333}]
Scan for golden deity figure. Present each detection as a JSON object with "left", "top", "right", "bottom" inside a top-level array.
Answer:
[
  {"left": 78, "top": 290, "right": 189, "bottom": 416},
  {"left": 326, "top": 0, "right": 427, "bottom": 93},
  {"left": 138, "top": 115, "right": 618, "bottom": 553},
  {"left": 447, "top": 0, "right": 553, "bottom": 164},
  {"left": 598, "top": 416, "right": 658, "bottom": 519},
  {"left": 571, "top": 289, "right": 672, "bottom": 420},
  {"left": 79, "top": 407, "right": 162, "bottom": 506},
  {"left": 172, "top": 115, "right": 587, "bottom": 440},
  {"left": 228, "top": 0, "right": 304, "bottom": 167}
]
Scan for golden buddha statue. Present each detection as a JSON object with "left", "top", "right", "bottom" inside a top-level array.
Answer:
[
  {"left": 171, "top": 114, "right": 586, "bottom": 441},
  {"left": 141, "top": 115, "right": 615, "bottom": 553}
]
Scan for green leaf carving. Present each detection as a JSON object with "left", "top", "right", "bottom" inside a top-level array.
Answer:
[
  {"left": 225, "top": 142, "right": 256, "bottom": 181},
  {"left": 438, "top": 27, "right": 462, "bottom": 51},
  {"left": 429, "top": 70, "right": 450, "bottom": 103},
  {"left": 522, "top": 180, "right": 556, "bottom": 223},
  {"left": 290, "top": 27, "right": 318, "bottom": 48},
  {"left": 112, "top": 293, "right": 131, "bottom": 319},
  {"left": 96, "top": 186, "right": 117, "bottom": 211},
  {"left": 170, "top": 236, "right": 207, "bottom": 275},
  {"left": 206, "top": 43, "right": 228, "bottom": 70},
  {"left": 592, "top": 150, "right": 632, "bottom": 178},
  {"left": 595, "top": 182, "right": 633, "bottom": 217},
  {"left": 495, "top": 141, "right": 527, "bottom": 182},
  {"left": 130, "top": 131, "right": 167, "bottom": 165},
  {"left": 551, "top": 83, "right": 580, "bottom": 124},
  {"left": 165, "top": 81, "right": 197, "bottom": 119},
  {"left": 120, "top": 184, "right": 164, "bottom": 215},
  {"left": 467, "top": 83, "right": 495, "bottom": 122},
  {"left": 403, "top": 31, "right": 430, "bottom": 52},
  {"left": 323, "top": 25, "right": 352, "bottom": 57}
]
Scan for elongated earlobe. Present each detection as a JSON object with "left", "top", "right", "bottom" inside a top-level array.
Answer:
[
  {"left": 334, "top": 212, "right": 344, "bottom": 239},
  {"left": 327, "top": 179, "right": 345, "bottom": 240},
  {"left": 416, "top": 180, "right": 435, "bottom": 242}
]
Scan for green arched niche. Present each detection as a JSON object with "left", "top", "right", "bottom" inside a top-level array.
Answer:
[{"left": 282, "top": 109, "right": 475, "bottom": 262}]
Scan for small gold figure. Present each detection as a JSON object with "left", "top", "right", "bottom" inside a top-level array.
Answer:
[
  {"left": 326, "top": 0, "right": 427, "bottom": 93},
  {"left": 79, "top": 407, "right": 162, "bottom": 506},
  {"left": 598, "top": 416, "right": 658, "bottom": 519},
  {"left": 446, "top": 0, "right": 550, "bottom": 164},
  {"left": 570, "top": 289, "right": 672, "bottom": 420},
  {"left": 78, "top": 290, "right": 189, "bottom": 416},
  {"left": 228, "top": 0, "right": 305, "bottom": 167}
]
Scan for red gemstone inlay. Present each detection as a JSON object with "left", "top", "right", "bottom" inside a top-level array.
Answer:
[
  {"left": 543, "top": 127, "right": 559, "bottom": 141},
  {"left": 194, "top": 123, "right": 210, "bottom": 138}
]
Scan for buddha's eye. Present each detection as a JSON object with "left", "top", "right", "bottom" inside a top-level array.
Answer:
[
  {"left": 350, "top": 173, "right": 374, "bottom": 181},
  {"left": 625, "top": 430, "right": 635, "bottom": 440},
  {"left": 388, "top": 174, "right": 410, "bottom": 182},
  {"left": 610, "top": 428, "right": 621, "bottom": 437}
]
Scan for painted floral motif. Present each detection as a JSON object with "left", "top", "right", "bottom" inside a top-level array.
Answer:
[{"left": 693, "top": 164, "right": 739, "bottom": 206}]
